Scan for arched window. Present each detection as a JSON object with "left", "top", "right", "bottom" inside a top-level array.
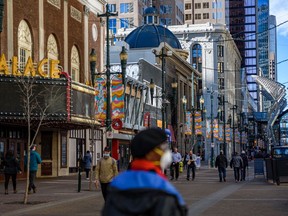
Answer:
[
  {"left": 18, "top": 20, "right": 32, "bottom": 71},
  {"left": 47, "top": 34, "right": 59, "bottom": 60},
  {"left": 192, "top": 44, "right": 202, "bottom": 72},
  {"left": 47, "top": 34, "right": 59, "bottom": 76},
  {"left": 71, "top": 46, "right": 80, "bottom": 82}
]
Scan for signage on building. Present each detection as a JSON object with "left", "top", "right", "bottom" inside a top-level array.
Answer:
[
  {"left": 143, "top": 112, "right": 150, "bottom": 127},
  {"left": 0, "top": 54, "right": 61, "bottom": 78}
]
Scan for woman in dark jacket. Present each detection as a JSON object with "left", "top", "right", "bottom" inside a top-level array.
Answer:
[{"left": 3, "top": 150, "right": 21, "bottom": 194}]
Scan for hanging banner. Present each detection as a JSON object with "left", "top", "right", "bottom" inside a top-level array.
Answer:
[
  {"left": 213, "top": 119, "right": 219, "bottom": 138},
  {"left": 218, "top": 123, "right": 223, "bottom": 141},
  {"left": 95, "top": 77, "right": 107, "bottom": 120},
  {"left": 206, "top": 119, "right": 211, "bottom": 139},
  {"left": 235, "top": 128, "right": 240, "bottom": 143},
  {"left": 226, "top": 125, "right": 231, "bottom": 141},
  {"left": 195, "top": 111, "right": 202, "bottom": 135},
  {"left": 185, "top": 111, "right": 192, "bottom": 135},
  {"left": 111, "top": 75, "right": 125, "bottom": 120}
]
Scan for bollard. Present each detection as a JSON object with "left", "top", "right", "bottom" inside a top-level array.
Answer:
[{"left": 78, "top": 167, "right": 82, "bottom": 192}]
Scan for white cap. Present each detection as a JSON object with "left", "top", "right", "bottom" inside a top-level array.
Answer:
[{"left": 241, "top": 150, "right": 245, "bottom": 154}]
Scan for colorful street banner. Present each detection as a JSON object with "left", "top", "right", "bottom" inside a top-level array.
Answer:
[
  {"left": 185, "top": 111, "right": 192, "bottom": 135},
  {"left": 206, "top": 119, "right": 211, "bottom": 139},
  {"left": 226, "top": 125, "right": 231, "bottom": 141},
  {"left": 195, "top": 111, "right": 202, "bottom": 135},
  {"left": 213, "top": 119, "right": 219, "bottom": 138},
  {"left": 95, "top": 77, "right": 107, "bottom": 120},
  {"left": 111, "top": 75, "right": 124, "bottom": 120},
  {"left": 218, "top": 123, "right": 223, "bottom": 141}
]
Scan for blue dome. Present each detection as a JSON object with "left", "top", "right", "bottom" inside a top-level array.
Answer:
[
  {"left": 144, "top": 6, "right": 158, "bottom": 15},
  {"left": 125, "top": 24, "right": 182, "bottom": 49}
]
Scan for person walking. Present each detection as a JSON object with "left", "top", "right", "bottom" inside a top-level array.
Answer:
[
  {"left": 183, "top": 152, "right": 188, "bottom": 170},
  {"left": 240, "top": 150, "right": 249, "bottom": 181},
  {"left": 186, "top": 150, "right": 197, "bottom": 181},
  {"left": 230, "top": 152, "right": 243, "bottom": 183},
  {"left": 3, "top": 150, "right": 22, "bottom": 194},
  {"left": 102, "top": 127, "right": 187, "bottom": 216},
  {"left": 170, "top": 147, "right": 182, "bottom": 180},
  {"left": 95, "top": 146, "right": 118, "bottom": 201},
  {"left": 83, "top": 150, "right": 92, "bottom": 180},
  {"left": 215, "top": 150, "right": 228, "bottom": 182},
  {"left": 24, "top": 144, "right": 42, "bottom": 193}
]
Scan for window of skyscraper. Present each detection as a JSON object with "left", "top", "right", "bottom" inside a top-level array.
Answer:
[
  {"left": 120, "top": 18, "right": 134, "bottom": 28},
  {"left": 185, "top": 14, "right": 192, "bottom": 20},
  {"left": 203, "top": 13, "right": 209, "bottom": 19},
  {"left": 108, "top": 4, "right": 116, "bottom": 12},
  {"left": 185, "top": 3, "right": 192, "bottom": 10},
  {"left": 160, "top": 18, "right": 172, "bottom": 25},
  {"left": 244, "top": 0, "right": 256, "bottom": 6},
  {"left": 109, "top": 19, "right": 117, "bottom": 34},
  {"left": 120, "top": 3, "right": 133, "bottom": 13},
  {"left": 195, "top": 14, "right": 201, "bottom": 20},
  {"left": 192, "top": 44, "right": 202, "bottom": 72},
  {"left": 203, "top": 2, "right": 209, "bottom": 8},
  {"left": 160, "top": 5, "right": 172, "bottom": 14},
  {"left": 195, "top": 3, "right": 201, "bottom": 9},
  {"left": 212, "top": 1, "right": 222, "bottom": 8}
]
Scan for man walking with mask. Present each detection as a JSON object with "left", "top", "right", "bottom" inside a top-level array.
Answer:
[
  {"left": 102, "top": 127, "right": 187, "bottom": 216},
  {"left": 95, "top": 146, "right": 118, "bottom": 201}
]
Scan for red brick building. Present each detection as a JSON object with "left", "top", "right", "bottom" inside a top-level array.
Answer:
[{"left": 0, "top": 0, "right": 105, "bottom": 179}]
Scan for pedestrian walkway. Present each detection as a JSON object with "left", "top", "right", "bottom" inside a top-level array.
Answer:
[{"left": 0, "top": 161, "right": 287, "bottom": 216}]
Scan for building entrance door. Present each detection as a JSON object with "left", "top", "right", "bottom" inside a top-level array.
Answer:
[{"left": 0, "top": 139, "right": 27, "bottom": 180}]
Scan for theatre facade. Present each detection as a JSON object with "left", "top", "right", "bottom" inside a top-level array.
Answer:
[{"left": 0, "top": 0, "right": 105, "bottom": 179}]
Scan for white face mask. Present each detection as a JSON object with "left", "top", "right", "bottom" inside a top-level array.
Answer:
[
  {"left": 103, "top": 153, "right": 110, "bottom": 158},
  {"left": 160, "top": 150, "right": 172, "bottom": 170}
]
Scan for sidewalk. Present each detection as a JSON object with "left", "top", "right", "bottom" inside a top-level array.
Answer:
[
  {"left": 0, "top": 174, "right": 104, "bottom": 216},
  {"left": 0, "top": 161, "right": 287, "bottom": 216}
]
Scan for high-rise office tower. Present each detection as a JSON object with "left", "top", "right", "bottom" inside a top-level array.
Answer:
[
  {"left": 268, "top": 15, "right": 277, "bottom": 81},
  {"left": 184, "top": 0, "right": 272, "bottom": 111},
  {"left": 107, "top": 0, "right": 184, "bottom": 35},
  {"left": 184, "top": 0, "right": 225, "bottom": 24}
]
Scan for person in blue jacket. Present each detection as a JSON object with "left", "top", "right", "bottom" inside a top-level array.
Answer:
[
  {"left": 24, "top": 144, "right": 42, "bottom": 193},
  {"left": 83, "top": 150, "right": 92, "bottom": 180},
  {"left": 102, "top": 127, "right": 188, "bottom": 216}
]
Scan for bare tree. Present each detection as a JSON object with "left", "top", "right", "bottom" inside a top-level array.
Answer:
[{"left": 17, "top": 76, "right": 65, "bottom": 204}]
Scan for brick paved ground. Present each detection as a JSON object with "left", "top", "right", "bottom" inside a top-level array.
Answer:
[{"left": 0, "top": 161, "right": 287, "bottom": 216}]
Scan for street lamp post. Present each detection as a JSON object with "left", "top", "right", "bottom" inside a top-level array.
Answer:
[
  {"left": 231, "top": 105, "right": 238, "bottom": 155},
  {"left": 210, "top": 90, "right": 214, "bottom": 168},
  {"left": 89, "top": 45, "right": 128, "bottom": 150},
  {"left": 98, "top": 4, "right": 118, "bottom": 149},
  {"left": 152, "top": 47, "right": 172, "bottom": 130},
  {"left": 182, "top": 96, "right": 187, "bottom": 153},
  {"left": 199, "top": 95, "right": 205, "bottom": 157}
]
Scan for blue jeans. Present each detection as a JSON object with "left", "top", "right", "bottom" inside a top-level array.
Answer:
[{"left": 218, "top": 167, "right": 226, "bottom": 181}]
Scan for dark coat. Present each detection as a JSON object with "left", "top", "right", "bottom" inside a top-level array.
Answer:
[
  {"left": 230, "top": 155, "right": 243, "bottom": 168},
  {"left": 3, "top": 156, "right": 21, "bottom": 175},
  {"left": 240, "top": 153, "right": 248, "bottom": 167},
  {"left": 215, "top": 154, "right": 228, "bottom": 168},
  {"left": 83, "top": 153, "right": 92, "bottom": 169},
  {"left": 102, "top": 171, "right": 187, "bottom": 216}
]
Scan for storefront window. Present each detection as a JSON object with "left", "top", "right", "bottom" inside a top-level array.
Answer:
[{"left": 61, "top": 132, "right": 67, "bottom": 168}]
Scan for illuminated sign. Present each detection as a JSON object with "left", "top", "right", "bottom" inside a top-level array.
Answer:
[{"left": 0, "top": 54, "right": 61, "bottom": 78}]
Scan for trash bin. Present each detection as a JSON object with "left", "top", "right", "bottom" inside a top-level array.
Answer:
[{"left": 273, "top": 158, "right": 288, "bottom": 185}]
